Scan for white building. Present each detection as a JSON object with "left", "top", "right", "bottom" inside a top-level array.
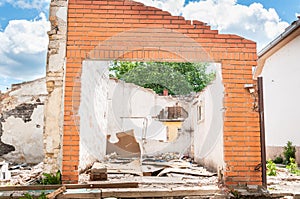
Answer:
[{"left": 255, "top": 17, "right": 300, "bottom": 163}]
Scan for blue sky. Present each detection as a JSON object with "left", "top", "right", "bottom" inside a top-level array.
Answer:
[
  {"left": 0, "top": 0, "right": 299, "bottom": 91},
  {"left": 237, "top": 0, "right": 300, "bottom": 23}
]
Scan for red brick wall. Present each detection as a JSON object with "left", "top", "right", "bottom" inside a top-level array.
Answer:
[{"left": 64, "top": 0, "right": 261, "bottom": 186}]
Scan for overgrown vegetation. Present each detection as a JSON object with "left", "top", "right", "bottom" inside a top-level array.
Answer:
[
  {"left": 286, "top": 158, "right": 300, "bottom": 175},
  {"left": 267, "top": 160, "right": 277, "bottom": 176},
  {"left": 20, "top": 192, "right": 47, "bottom": 199},
  {"left": 273, "top": 155, "right": 284, "bottom": 164},
  {"left": 283, "top": 141, "right": 296, "bottom": 164},
  {"left": 20, "top": 171, "right": 61, "bottom": 199},
  {"left": 230, "top": 189, "right": 242, "bottom": 198},
  {"left": 109, "top": 61, "right": 215, "bottom": 95},
  {"left": 268, "top": 141, "right": 299, "bottom": 176},
  {"left": 40, "top": 170, "right": 61, "bottom": 185}
]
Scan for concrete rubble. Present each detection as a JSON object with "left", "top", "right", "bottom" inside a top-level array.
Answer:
[
  {"left": 0, "top": 157, "right": 299, "bottom": 198},
  {"left": 267, "top": 166, "right": 300, "bottom": 198},
  {"left": 0, "top": 162, "right": 44, "bottom": 186},
  {"left": 79, "top": 152, "right": 219, "bottom": 192},
  {"left": 77, "top": 153, "right": 300, "bottom": 198}
]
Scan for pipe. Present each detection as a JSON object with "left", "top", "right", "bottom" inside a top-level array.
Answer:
[{"left": 258, "top": 77, "right": 267, "bottom": 187}]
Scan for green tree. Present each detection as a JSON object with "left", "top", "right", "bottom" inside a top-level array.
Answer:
[
  {"left": 109, "top": 61, "right": 215, "bottom": 95},
  {"left": 284, "top": 141, "right": 296, "bottom": 164}
]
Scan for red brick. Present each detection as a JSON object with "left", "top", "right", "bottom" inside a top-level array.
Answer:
[{"left": 63, "top": 0, "right": 260, "bottom": 187}]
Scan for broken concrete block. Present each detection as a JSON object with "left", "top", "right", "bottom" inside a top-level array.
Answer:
[{"left": 90, "top": 162, "right": 107, "bottom": 181}]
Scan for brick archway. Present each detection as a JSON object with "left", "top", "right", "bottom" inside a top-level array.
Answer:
[{"left": 62, "top": 0, "right": 260, "bottom": 186}]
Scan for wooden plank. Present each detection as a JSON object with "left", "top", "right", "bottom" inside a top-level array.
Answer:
[
  {"left": 142, "top": 160, "right": 191, "bottom": 168},
  {"left": 0, "top": 182, "right": 138, "bottom": 191},
  {"left": 157, "top": 168, "right": 216, "bottom": 177},
  {"left": 58, "top": 186, "right": 219, "bottom": 198},
  {"left": 93, "top": 176, "right": 186, "bottom": 184},
  {"left": 46, "top": 186, "right": 66, "bottom": 199},
  {"left": 108, "top": 169, "right": 143, "bottom": 176},
  {"left": 130, "top": 176, "right": 185, "bottom": 184}
]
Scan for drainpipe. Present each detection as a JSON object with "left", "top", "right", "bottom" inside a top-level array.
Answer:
[{"left": 258, "top": 77, "right": 267, "bottom": 187}]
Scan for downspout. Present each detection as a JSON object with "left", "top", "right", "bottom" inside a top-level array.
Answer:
[{"left": 258, "top": 77, "right": 267, "bottom": 187}]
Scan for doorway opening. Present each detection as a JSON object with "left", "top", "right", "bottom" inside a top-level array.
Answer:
[{"left": 75, "top": 60, "right": 225, "bottom": 187}]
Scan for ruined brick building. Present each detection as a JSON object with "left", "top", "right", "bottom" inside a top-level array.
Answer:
[{"left": 43, "top": 0, "right": 261, "bottom": 187}]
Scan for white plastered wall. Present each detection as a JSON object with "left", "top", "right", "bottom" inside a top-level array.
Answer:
[
  {"left": 260, "top": 35, "right": 300, "bottom": 163},
  {"left": 261, "top": 35, "right": 300, "bottom": 147},
  {"left": 193, "top": 63, "right": 225, "bottom": 172},
  {"left": 79, "top": 61, "right": 110, "bottom": 171}
]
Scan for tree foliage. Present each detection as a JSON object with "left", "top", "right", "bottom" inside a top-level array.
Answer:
[
  {"left": 109, "top": 61, "right": 215, "bottom": 95},
  {"left": 284, "top": 141, "right": 296, "bottom": 164}
]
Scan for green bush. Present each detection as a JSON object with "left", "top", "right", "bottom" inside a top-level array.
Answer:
[
  {"left": 41, "top": 170, "right": 61, "bottom": 185},
  {"left": 283, "top": 141, "right": 296, "bottom": 164},
  {"left": 286, "top": 158, "right": 300, "bottom": 176},
  {"left": 273, "top": 155, "right": 284, "bottom": 164},
  {"left": 267, "top": 160, "right": 277, "bottom": 176}
]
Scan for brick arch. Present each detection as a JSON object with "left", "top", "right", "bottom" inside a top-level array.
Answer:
[{"left": 64, "top": 0, "right": 261, "bottom": 186}]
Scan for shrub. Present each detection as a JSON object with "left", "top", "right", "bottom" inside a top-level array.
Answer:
[
  {"left": 273, "top": 155, "right": 284, "bottom": 164},
  {"left": 283, "top": 141, "right": 296, "bottom": 164},
  {"left": 286, "top": 158, "right": 300, "bottom": 176},
  {"left": 41, "top": 170, "right": 61, "bottom": 185},
  {"left": 267, "top": 160, "right": 277, "bottom": 176}
]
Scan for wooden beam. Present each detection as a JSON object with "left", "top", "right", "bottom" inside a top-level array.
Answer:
[
  {"left": 46, "top": 186, "right": 66, "bottom": 199},
  {"left": 58, "top": 187, "right": 219, "bottom": 198},
  {"left": 0, "top": 182, "right": 138, "bottom": 191}
]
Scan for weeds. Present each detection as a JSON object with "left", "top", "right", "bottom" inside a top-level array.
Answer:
[
  {"left": 20, "top": 192, "right": 47, "bottom": 199},
  {"left": 286, "top": 158, "right": 300, "bottom": 176},
  {"left": 40, "top": 170, "right": 61, "bottom": 185},
  {"left": 230, "top": 189, "right": 242, "bottom": 199},
  {"left": 267, "top": 160, "right": 277, "bottom": 176}
]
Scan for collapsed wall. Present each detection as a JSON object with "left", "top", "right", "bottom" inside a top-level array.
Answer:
[{"left": 0, "top": 78, "right": 47, "bottom": 164}]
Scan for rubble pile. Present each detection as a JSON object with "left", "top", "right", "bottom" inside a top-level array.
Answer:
[
  {"left": 80, "top": 152, "right": 218, "bottom": 188},
  {"left": 0, "top": 161, "right": 43, "bottom": 185},
  {"left": 268, "top": 166, "right": 300, "bottom": 196}
]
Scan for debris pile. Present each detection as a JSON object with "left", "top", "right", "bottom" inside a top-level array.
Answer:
[
  {"left": 268, "top": 165, "right": 300, "bottom": 196},
  {"left": 0, "top": 161, "right": 43, "bottom": 185},
  {"left": 80, "top": 152, "right": 218, "bottom": 188}
]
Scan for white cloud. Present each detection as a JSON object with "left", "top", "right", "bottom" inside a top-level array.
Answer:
[
  {"left": 136, "top": 0, "right": 185, "bottom": 16},
  {"left": 135, "top": 0, "right": 289, "bottom": 50},
  {"left": 0, "top": 12, "right": 50, "bottom": 81},
  {"left": 0, "top": 0, "right": 50, "bottom": 10}
]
